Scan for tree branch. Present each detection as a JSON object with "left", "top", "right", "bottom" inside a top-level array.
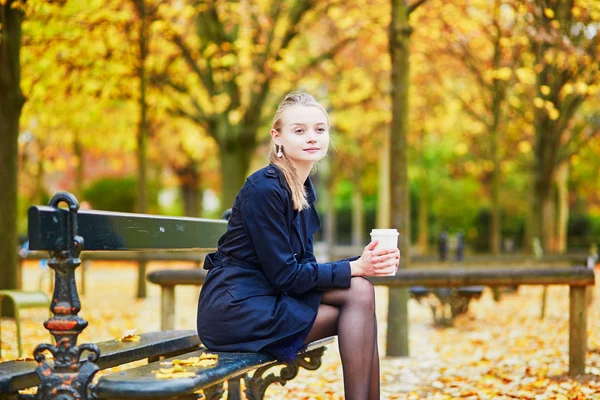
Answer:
[
  {"left": 453, "top": 91, "right": 491, "bottom": 128},
  {"left": 407, "top": 0, "right": 428, "bottom": 15},
  {"left": 558, "top": 126, "right": 600, "bottom": 163},
  {"left": 299, "top": 36, "right": 356, "bottom": 75},
  {"left": 171, "top": 34, "right": 215, "bottom": 94}
]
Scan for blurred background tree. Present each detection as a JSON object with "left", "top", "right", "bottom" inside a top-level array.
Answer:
[{"left": 1, "top": 0, "right": 599, "bottom": 293}]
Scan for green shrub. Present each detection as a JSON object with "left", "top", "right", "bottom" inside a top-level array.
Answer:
[{"left": 83, "top": 177, "right": 158, "bottom": 213}]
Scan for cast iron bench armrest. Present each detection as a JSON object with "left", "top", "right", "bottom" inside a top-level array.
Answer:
[
  {"left": 93, "top": 337, "right": 335, "bottom": 399},
  {"left": 0, "top": 330, "right": 200, "bottom": 394}
]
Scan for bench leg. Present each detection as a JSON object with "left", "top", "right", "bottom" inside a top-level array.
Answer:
[
  {"left": 161, "top": 286, "right": 176, "bottom": 330},
  {"left": 569, "top": 286, "right": 588, "bottom": 377},
  {"left": 203, "top": 382, "right": 225, "bottom": 400},
  {"left": 244, "top": 347, "right": 326, "bottom": 400},
  {"left": 137, "top": 260, "right": 148, "bottom": 299},
  {"left": 227, "top": 377, "right": 241, "bottom": 400},
  {"left": 15, "top": 306, "right": 22, "bottom": 358}
]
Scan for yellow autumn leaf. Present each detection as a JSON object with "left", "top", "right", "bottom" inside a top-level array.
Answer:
[
  {"left": 156, "top": 371, "right": 196, "bottom": 380},
  {"left": 544, "top": 8, "right": 555, "bottom": 18},
  {"left": 120, "top": 328, "right": 141, "bottom": 342}
]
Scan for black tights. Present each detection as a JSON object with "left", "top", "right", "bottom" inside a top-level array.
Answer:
[{"left": 303, "top": 277, "right": 380, "bottom": 400}]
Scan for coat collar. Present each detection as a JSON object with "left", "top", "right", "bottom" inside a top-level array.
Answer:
[{"left": 268, "top": 163, "right": 317, "bottom": 204}]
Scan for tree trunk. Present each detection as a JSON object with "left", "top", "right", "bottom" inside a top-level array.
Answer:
[
  {"left": 34, "top": 138, "right": 45, "bottom": 205},
  {"left": 377, "top": 128, "right": 391, "bottom": 229},
  {"left": 542, "top": 187, "right": 556, "bottom": 254},
  {"left": 351, "top": 176, "right": 364, "bottom": 247},
  {"left": 489, "top": 0, "right": 504, "bottom": 255},
  {"left": 387, "top": 0, "right": 412, "bottom": 357},
  {"left": 417, "top": 180, "right": 429, "bottom": 255},
  {"left": 218, "top": 142, "right": 252, "bottom": 211},
  {"left": 134, "top": 0, "right": 148, "bottom": 216},
  {"left": 73, "top": 131, "right": 85, "bottom": 198},
  {"left": 555, "top": 162, "right": 569, "bottom": 254},
  {"left": 0, "top": 3, "right": 25, "bottom": 297},
  {"left": 133, "top": 0, "right": 149, "bottom": 300},
  {"left": 178, "top": 166, "right": 202, "bottom": 217}
]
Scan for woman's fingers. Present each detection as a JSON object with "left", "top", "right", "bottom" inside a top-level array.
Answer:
[
  {"left": 372, "top": 248, "right": 396, "bottom": 257},
  {"left": 373, "top": 259, "right": 399, "bottom": 270}
]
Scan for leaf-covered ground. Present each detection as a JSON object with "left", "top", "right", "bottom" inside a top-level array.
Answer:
[{"left": 2, "top": 262, "right": 600, "bottom": 399}]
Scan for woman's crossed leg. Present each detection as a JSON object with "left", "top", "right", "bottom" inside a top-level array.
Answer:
[{"left": 304, "top": 277, "right": 380, "bottom": 400}]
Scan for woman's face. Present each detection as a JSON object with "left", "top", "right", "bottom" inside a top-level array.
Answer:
[{"left": 272, "top": 105, "right": 330, "bottom": 167}]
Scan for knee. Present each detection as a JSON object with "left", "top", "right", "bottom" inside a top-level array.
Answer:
[{"left": 349, "top": 277, "right": 375, "bottom": 310}]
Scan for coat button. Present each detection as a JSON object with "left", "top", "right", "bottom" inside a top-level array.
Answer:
[{"left": 267, "top": 169, "right": 275, "bottom": 174}]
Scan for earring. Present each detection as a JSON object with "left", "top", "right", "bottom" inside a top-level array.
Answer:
[{"left": 277, "top": 144, "right": 283, "bottom": 158}]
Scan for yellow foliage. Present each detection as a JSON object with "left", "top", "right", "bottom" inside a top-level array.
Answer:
[
  {"left": 544, "top": 8, "right": 555, "bottom": 19},
  {"left": 228, "top": 108, "right": 243, "bottom": 125},
  {"left": 562, "top": 83, "right": 574, "bottom": 95},
  {"left": 576, "top": 82, "right": 588, "bottom": 95},
  {"left": 571, "top": 7, "right": 581, "bottom": 17},
  {"left": 533, "top": 98, "right": 545, "bottom": 108},
  {"left": 540, "top": 85, "right": 551, "bottom": 96},
  {"left": 518, "top": 141, "right": 531, "bottom": 154},
  {"left": 515, "top": 68, "right": 536, "bottom": 85},
  {"left": 495, "top": 67, "right": 512, "bottom": 81},
  {"left": 550, "top": 20, "right": 560, "bottom": 29},
  {"left": 211, "top": 93, "right": 231, "bottom": 114},
  {"left": 454, "top": 142, "right": 468, "bottom": 156}
]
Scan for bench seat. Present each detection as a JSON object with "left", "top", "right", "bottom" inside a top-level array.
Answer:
[
  {"left": 93, "top": 337, "right": 335, "bottom": 399},
  {"left": 0, "top": 330, "right": 200, "bottom": 394}
]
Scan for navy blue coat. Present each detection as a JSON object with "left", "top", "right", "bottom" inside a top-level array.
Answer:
[{"left": 197, "top": 164, "right": 355, "bottom": 360}]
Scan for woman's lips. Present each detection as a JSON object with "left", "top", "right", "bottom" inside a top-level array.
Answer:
[{"left": 304, "top": 148, "right": 320, "bottom": 153}]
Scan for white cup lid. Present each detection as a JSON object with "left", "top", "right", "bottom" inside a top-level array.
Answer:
[{"left": 371, "top": 229, "right": 398, "bottom": 235}]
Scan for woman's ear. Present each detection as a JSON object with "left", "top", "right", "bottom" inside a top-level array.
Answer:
[{"left": 270, "top": 129, "right": 281, "bottom": 145}]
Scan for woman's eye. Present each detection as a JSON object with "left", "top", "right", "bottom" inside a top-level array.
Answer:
[
  {"left": 295, "top": 129, "right": 304, "bottom": 134},
  {"left": 317, "top": 128, "right": 326, "bottom": 132}
]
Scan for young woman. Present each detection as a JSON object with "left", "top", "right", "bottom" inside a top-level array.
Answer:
[{"left": 197, "top": 92, "right": 400, "bottom": 399}]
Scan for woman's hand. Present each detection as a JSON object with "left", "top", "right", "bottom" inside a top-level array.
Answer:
[{"left": 349, "top": 240, "right": 400, "bottom": 277}]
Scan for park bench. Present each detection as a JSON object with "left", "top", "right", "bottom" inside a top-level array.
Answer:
[
  {"left": 0, "top": 192, "right": 335, "bottom": 400},
  {"left": 149, "top": 264, "right": 595, "bottom": 377}
]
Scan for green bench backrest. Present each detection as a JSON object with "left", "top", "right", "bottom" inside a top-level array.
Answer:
[{"left": 27, "top": 206, "right": 227, "bottom": 252}]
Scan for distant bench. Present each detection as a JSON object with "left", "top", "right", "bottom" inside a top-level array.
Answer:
[
  {"left": 0, "top": 192, "right": 335, "bottom": 400},
  {"left": 149, "top": 265, "right": 595, "bottom": 377}
]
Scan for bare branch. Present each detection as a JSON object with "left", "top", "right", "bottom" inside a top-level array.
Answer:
[
  {"left": 558, "top": 127, "right": 600, "bottom": 163},
  {"left": 300, "top": 36, "right": 356, "bottom": 75},
  {"left": 171, "top": 34, "right": 215, "bottom": 94},
  {"left": 453, "top": 91, "right": 491, "bottom": 128},
  {"left": 407, "top": 0, "right": 428, "bottom": 15}
]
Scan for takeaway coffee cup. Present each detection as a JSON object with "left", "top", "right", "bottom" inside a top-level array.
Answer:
[{"left": 370, "top": 229, "right": 399, "bottom": 276}]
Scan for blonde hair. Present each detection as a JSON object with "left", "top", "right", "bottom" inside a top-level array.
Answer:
[{"left": 269, "top": 92, "right": 329, "bottom": 211}]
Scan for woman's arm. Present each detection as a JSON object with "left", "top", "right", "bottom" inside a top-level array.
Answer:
[{"left": 241, "top": 182, "right": 351, "bottom": 294}]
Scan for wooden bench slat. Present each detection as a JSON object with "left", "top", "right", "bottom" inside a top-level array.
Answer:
[
  {"left": 147, "top": 269, "right": 208, "bottom": 286},
  {"left": 93, "top": 337, "right": 335, "bottom": 399},
  {"left": 369, "top": 266, "right": 595, "bottom": 287},
  {"left": 0, "top": 330, "right": 200, "bottom": 394},
  {"left": 147, "top": 266, "right": 595, "bottom": 288},
  {"left": 27, "top": 206, "right": 227, "bottom": 252}
]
